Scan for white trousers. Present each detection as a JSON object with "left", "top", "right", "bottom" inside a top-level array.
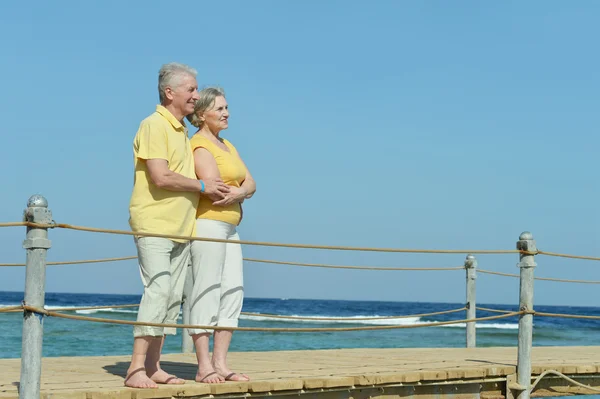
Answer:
[
  {"left": 133, "top": 237, "right": 189, "bottom": 337},
  {"left": 188, "top": 219, "right": 244, "bottom": 335}
]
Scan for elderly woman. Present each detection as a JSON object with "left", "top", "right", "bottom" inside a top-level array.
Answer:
[{"left": 186, "top": 87, "right": 256, "bottom": 383}]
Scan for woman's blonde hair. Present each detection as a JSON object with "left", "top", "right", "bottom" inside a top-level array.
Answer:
[{"left": 187, "top": 87, "right": 226, "bottom": 128}]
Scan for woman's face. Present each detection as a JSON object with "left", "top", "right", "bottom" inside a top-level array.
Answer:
[{"left": 202, "top": 96, "right": 229, "bottom": 132}]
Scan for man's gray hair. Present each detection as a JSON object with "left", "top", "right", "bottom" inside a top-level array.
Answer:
[
  {"left": 187, "top": 87, "right": 226, "bottom": 128},
  {"left": 158, "top": 63, "right": 197, "bottom": 103}
]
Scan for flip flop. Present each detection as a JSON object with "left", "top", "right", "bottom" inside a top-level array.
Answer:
[
  {"left": 158, "top": 375, "right": 185, "bottom": 385},
  {"left": 224, "top": 372, "right": 249, "bottom": 381}
]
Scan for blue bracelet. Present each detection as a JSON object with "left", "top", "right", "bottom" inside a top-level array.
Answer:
[{"left": 199, "top": 180, "right": 205, "bottom": 193}]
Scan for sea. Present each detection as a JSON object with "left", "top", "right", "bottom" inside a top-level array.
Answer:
[{"left": 1, "top": 291, "right": 599, "bottom": 358}]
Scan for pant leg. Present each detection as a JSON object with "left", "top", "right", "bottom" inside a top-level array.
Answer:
[
  {"left": 218, "top": 227, "right": 244, "bottom": 327},
  {"left": 163, "top": 241, "right": 190, "bottom": 335},
  {"left": 188, "top": 219, "right": 228, "bottom": 335},
  {"left": 134, "top": 237, "right": 176, "bottom": 337}
]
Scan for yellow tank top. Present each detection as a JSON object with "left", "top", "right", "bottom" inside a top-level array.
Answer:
[{"left": 190, "top": 135, "right": 247, "bottom": 225}]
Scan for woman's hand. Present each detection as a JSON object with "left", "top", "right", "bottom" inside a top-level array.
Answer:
[{"left": 212, "top": 186, "right": 248, "bottom": 206}]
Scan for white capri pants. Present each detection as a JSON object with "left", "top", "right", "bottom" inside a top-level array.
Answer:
[
  {"left": 188, "top": 219, "right": 244, "bottom": 335},
  {"left": 133, "top": 237, "right": 189, "bottom": 337}
]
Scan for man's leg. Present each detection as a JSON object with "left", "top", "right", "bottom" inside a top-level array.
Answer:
[
  {"left": 126, "top": 336, "right": 160, "bottom": 388},
  {"left": 144, "top": 240, "right": 190, "bottom": 384},
  {"left": 125, "top": 237, "right": 174, "bottom": 388},
  {"left": 213, "top": 227, "right": 248, "bottom": 381}
]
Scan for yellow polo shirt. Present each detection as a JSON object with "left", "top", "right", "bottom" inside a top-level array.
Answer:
[
  {"left": 190, "top": 136, "right": 247, "bottom": 225},
  {"left": 129, "top": 105, "right": 199, "bottom": 242}
]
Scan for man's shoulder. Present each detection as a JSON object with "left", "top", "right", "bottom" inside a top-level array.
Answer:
[
  {"left": 134, "top": 111, "right": 171, "bottom": 138},
  {"left": 139, "top": 110, "right": 168, "bottom": 128}
]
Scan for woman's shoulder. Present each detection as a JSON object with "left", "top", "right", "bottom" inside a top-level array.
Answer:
[{"left": 190, "top": 134, "right": 215, "bottom": 150}]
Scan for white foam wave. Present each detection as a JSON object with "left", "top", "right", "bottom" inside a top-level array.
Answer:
[
  {"left": 240, "top": 314, "right": 421, "bottom": 326},
  {"left": 240, "top": 314, "right": 519, "bottom": 329},
  {"left": 439, "top": 322, "right": 519, "bottom": 330},
  {"left": 74, "top": 308, "right": 138, "bottom": 315}
]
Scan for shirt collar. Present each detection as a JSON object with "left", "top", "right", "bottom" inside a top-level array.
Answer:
[{"left": 156, "top": 105, "right": 187, "bottom": 132}]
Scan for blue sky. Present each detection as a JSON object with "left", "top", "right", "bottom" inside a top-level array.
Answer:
[{"left": 1, "top": 1, "right": 598, "bottom": 306}]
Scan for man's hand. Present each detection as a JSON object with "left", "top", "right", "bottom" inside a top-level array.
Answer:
[
  {"left": 203, "top": 177, "right": 230, "bottom": 200},
  {"left": 212, "top": 186, "right": 247, "bottom": 206}
]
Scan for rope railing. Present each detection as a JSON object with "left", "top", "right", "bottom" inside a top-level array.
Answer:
[
  {"left": 531, "top": 311, "right": 600, "bottom": 320},
  {"left": 0, "top": 222, "right": 28, "bottom": 227},
  {"left": 0, "top": 256, "right": 464, "bottom": 271},
  {"left": 0, "top": 305, "right": 27, "bottom": 313},
  {"left": 9, "top": 304, "right": 600, "bottom": 322},
  {"left": 4, "top": 221, "right": 523, "bottom": 254},
  {"left": 1, "top": 303, "right": 467, "bottom": 320},
  {"left": 5, "top": 255, "right": 600, "bottom": 284},
  {"left": 537, "top": 250, "right": 600, "bottom": 262},
  {"left": 19, "top": 304, "right": 521, "bottom": 332},
  {"left": 478, "top": 269, "right": 600, "bottom": 284},
  {"left": 4, "top": 221, "right": 600, "bottom": 261},
  {"left": 0, "top": 256, "right": 139, "bottom": 267},
  {"left": 244, "top": 258, "right": 463, "bottom": 271},
  {"left": 6, "top": 199, "right": 598, "bottom": 397},
  {"left": 476, "top": 306, "right": 516, "bottom": 314}
]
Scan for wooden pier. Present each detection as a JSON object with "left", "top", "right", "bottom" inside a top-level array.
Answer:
[{"left": 2, "top": 346, "right": 600, "bottom": 399}]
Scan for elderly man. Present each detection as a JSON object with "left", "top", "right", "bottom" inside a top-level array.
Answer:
[{"left": 125, "top": 63, "right": 229, "bottom": 389}]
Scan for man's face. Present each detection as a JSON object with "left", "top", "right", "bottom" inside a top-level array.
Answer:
[{"left": 166, "top": 74, "right": 199, "bottom": 116}]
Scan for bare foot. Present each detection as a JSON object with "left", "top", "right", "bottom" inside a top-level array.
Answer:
[
  {"left": 147, "top": 368, "right": 185, "bottom": 385},
  {"left": 124, "top": 367, "right": 158, "bottom": 389},
  {"left": 196, "top": 370, "right": 225, "bottom": 384}
]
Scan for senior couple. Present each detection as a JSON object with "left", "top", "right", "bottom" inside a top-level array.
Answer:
[{"left": 126, "top": 63, "right": 255, "bottom": 388}]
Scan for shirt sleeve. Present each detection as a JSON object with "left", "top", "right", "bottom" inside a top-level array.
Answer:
[{"left": 134, "top": 120, "right": 168, "bottom": 160}]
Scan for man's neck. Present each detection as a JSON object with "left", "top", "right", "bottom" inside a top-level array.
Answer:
[{"left": 162, "top": 104, "right": 185, "bottom": 124}]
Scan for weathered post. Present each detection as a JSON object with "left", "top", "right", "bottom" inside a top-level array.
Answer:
[
  {"left": 20, "top": 195, "right": 52, "bottom": 399},
  {"left": 515, "top": 232, "right": 537, "bottom": 399},
  {"left": 465, "top": 254, "right": 477, "bottom": 348},
  {"left": 181, "top": 261, "right": 194, "bottom": 353}
]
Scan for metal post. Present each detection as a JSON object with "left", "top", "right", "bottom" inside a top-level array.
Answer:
[
  {"left": 19, "top": 195, "right": 52, "bottom": 399},
  {"left": 181, "top": 260, "right": 194, "bottom": 353},
  {"left": 516, "top": 231, "right": 537, "bottom": 399},
  {"left": 465, "top": 254, "right": 477, "bottom": 348}
]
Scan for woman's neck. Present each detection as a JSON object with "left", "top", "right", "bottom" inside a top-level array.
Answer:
[{"left": 198, "top": 126, "right": 221, "bottom": 140}]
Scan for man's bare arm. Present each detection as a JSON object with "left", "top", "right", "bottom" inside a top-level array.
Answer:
[{"left": 146, "top": 158, "right": 230, "bottom": 196}]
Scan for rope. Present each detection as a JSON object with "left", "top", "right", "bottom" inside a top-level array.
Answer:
[
  {"left": 0, "top": 256, "right": 463, "bottom": 271},
  {"left": 476, "top": 307, "right": 516, "bottom": 314},
  {"left": 0, "top": 305, "right": 26, "bottom": 313},
  {"left": 241, "top": 307, "right": 467, "bottom": 321},
  {"left": 0, "top": 222, "right": 27, "bottom": 227},
  {"left": 530, "top": 370, "right": 600, "bottom": 393},
  {"left": 479, "top": 269, "right": 600, "bottom": 284},
  {"left": 0, "top": 256, "right": 139, "bottom": 267},
  {"left": 244, "top": 258, "right": 464, "bottom": 271},
  {"left": 478, "top": 309, "right": 600, "bottom": 321},
  {"left": 537, "top": 250, "right": 600, "bottom": 262},
  {"left": 532, "top": 311, "right": 600, "bottom": 320},
  {"left": 4, "top": 303, "right": 466, "bottom": 320},
  {"left": 1, "top": 304, "right": 140, "bottom": 313},
  {"left": 21, "top": 304, "right": 521, "bottom": 332},
  {"left": 21, "top": 222, "right": 521, "bottom": 254}
]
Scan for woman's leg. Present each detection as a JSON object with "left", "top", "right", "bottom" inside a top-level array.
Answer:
[
  {"left": 212, "top": 227, "right": 248, "bottom": 381},
  {"left": 189, "top": 219, "right": 228, "bottom": 383}
]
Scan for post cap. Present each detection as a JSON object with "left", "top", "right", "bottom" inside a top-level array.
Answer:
[
  {"left": 519, "top": 231, "right": 533, "bottom": 240},
  {"left": 27, "top": 195, "right": 48, "bottom": 208},
  {"left": 464, "top": 254, "right": 476, "bottom": 268}
]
